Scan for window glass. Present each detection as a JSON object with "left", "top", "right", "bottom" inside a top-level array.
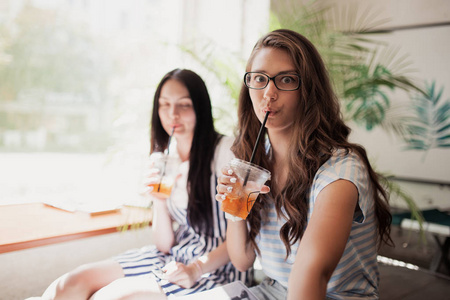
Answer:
[{"left": 0, "top": 0, "right": 270, "bottom": 208}]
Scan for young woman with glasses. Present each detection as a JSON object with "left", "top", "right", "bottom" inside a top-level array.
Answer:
[
  {"left": 32, "top": 69, "right": 252, "bottom": 300},
  {"left": 216, "top": 29, "right": 393, "bottom": 300}
]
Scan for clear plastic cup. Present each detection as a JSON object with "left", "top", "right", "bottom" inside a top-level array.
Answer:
[
  {"left": 221, "top": 158, "right": 271, "bottom": 219},
  {"left": 147, "top": 152, "right": 181, "bottom": 198}
]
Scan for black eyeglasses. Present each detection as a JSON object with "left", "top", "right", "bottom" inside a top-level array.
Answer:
[{"left": 244, "top": 72, "right": 301, "bottom": 91}]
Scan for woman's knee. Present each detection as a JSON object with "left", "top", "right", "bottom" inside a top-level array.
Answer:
[
  {"left": 90, "top": 276, "right": 166, "bottom": 300},
  {"left": 54, "top": 260, "right": 124, "bottom": 298}
]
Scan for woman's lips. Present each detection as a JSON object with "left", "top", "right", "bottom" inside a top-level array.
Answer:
[{"left": 263, "top": 108, "right": 276, "bottom": 116}]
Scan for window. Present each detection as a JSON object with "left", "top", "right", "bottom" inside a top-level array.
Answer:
[{"left": 0, "top": 0, "right": 270, "bottom": 208}]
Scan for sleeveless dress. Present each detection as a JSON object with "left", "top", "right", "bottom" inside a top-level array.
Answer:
[{"left": 113, "top": 136, "right": 252, "bottom": 297}]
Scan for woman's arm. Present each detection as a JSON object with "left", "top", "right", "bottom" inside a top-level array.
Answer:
[
  {"left": 165, "top": 240, "right": 232, "bottom": 288},
  {"left": 195, "top": 239, "right": 231, "bottom": 273},
  {"left": 288, "top": 179, "right": 358, "bottom": 300},
  {"left": 225, "top": 219, "right": 256, "bottom": 271},
  {"left": 215, "top": 166, "right": 257, "bottom": 271},
  {"left": 152, "top": 198, "right": 175, "bottom": 253}
]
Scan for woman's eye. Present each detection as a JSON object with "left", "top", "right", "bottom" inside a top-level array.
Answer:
[
  {"left": 254, "top": 75, "right": 266, "bottom": 83},
  {"left": 177, "top": 102, "right": 193, "bottom": 109},
  {"left": 281, "top": 76, "right": 294, "bottom": 84}
]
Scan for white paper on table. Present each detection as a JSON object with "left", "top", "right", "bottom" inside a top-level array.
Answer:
[{"left": 168, "top": 280, "right": 258, "bottom": 300}]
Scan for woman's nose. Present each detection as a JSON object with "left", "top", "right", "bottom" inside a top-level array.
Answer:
[
  {"left": 169, "top": 105, "right": 179, "bottom": 118},
  {"left": 263, "top": 80, "right": 278, "bottom": 102}
]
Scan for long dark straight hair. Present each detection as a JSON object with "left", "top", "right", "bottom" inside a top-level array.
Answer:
[
  {"left": 233, "top": 29, "right": 392, "bottom": 256},
  {"left": 150, "top": 69, "right": 221, "bottom": 236}
]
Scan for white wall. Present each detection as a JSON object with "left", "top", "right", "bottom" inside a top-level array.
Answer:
[{"left": 326, "top": 0, "right": 450, "bottom": 209}]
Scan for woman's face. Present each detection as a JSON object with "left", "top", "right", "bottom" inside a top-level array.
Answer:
[
  {"left": 248, "top": 47, "right": 301, "bottom": 135},
  {"left": 158, "top": 79, "right": 196, "bottom": 142}
]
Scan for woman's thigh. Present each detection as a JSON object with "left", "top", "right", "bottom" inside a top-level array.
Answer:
[
  {"left": 67, "top": 259, "right": 125, "bottom": 291},
  {"left": 42, "top": 259, "right": 125, "bottom": 299},
  {"left": 89, "top": 274, "right": 166, "bottom": 300}
]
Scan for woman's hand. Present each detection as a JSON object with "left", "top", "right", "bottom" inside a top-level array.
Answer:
[
  {"left": 163, "top": 261, "right": 202, "bottom": 289},
  {"left": 215, "top": 166, "right": 270, "bottom": 208},
  {"left": 215, "top": 166, "right": 236, "bottom": 202},
  {"left": 215, "top": 166, "right": 243, "bottom": 221},
  {"left": 142, "top": 165, "right": 170, "bottom": 201}
]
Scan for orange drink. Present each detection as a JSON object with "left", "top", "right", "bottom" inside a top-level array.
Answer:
[
  {"left": 147, "top": 183, "right": 174, "bottom": 198},
  {"left": 148, "top": 152, "right": 180, "bottom": 198},
  {"left": 221, "top": 182, "right": 260, "bottom": 219},
  {"left": 220, "top": 158, "right": 271, "bottom": 219}
]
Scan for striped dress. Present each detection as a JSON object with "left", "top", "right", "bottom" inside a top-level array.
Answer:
[
  {"left": 114, "top": 136, "right": 252, "bottom": 297},
  {"left": 254, "top": 149, "right": 379, "bottom": 299}
]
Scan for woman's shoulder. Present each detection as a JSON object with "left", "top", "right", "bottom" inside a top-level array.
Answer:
[
  {"left": 328, "top": 148, "right": 364, "bottom": 167},
  {"left": 213, "top": 135, "right": 235, "bottom": 172},
  {"left": 215, "top": 135, "right": 234, "bottom": 154},
  {"left": 218, "top": 135, "right": 234, "bottom": 147},
  {"left": 315, "top": 148, "right": 367, "bottom": 182}
]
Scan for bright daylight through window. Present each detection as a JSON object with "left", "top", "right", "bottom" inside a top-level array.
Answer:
[
  {"left": 0, "top": 0, "right": 189, "bottom": 209},
  {"left": 0, "top": 0, "right": 270, "bottom": 210}
]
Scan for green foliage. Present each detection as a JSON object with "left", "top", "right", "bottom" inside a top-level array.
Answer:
[
  {"left": 0, "top": 4, "right": 110, "bottom": 101},
  {"left": 382, "top": 176, "right": 426, "bottom": 243},
  {"left": 179, "top": 38, "right": 246, "bottom": 135},
  {"left": 180, "top": 39, "right": 243, "bottom": 101},
  {"left": 269, "top": 1, "right": 424, "bottom": 131},
  {"left": 269, "top": 0, "right": 433, "bottom": 236},
  {"left": 403, "top": 81, "right": 450, "bottom": 154},
  {"left": 344, "top": 64, "right": 393, "bottom": 130}
]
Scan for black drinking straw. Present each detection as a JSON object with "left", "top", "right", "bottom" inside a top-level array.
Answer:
[
  {"left": 157, "top": 126, "right": 175, "bottom": 192},
  {"left": 243, "top": 111, "right": 270, "bottom": 186}
]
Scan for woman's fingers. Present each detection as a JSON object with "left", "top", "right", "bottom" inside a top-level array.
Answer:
[
  {"left": 260, "top": 185, "right": 270, "bottom": 194},
  {"left": 216, "top": 178, "right": 236, "bottom": 202},
  {"left": 216, "top": 166, "right": 239, "bottom": 202},
  {"left": 163, "top": 262, "right": 197, "bottom": 288},
  {"left": 221, "top": 165, "right": 232, "bottom": 176},
  {"left": 215, "top": 193, "right": 226, "bottom": 203}
]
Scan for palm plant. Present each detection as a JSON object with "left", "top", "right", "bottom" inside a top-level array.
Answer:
[
  {"left": 403, "top": 81, "right": 450, "bottom": 157},
  {"left": 179, "top": 38, "right": 245, "bottom": 135},
  {"left": 180, "top": 1, "right": 430, "bottom": 231},
  {"left": 269, "top": 0, "right": 430, "bottom": 230},
  {"left": 270, "top": 0, "right": 425, "bottom": 130}
]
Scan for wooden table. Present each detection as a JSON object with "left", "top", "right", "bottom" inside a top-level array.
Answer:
[{"left": 0, "top": 203, "right": 152, "bottom": 254}]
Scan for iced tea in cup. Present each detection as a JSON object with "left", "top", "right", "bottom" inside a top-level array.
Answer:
[
  {"left": 147, "top": 152, "right": 180, "bottom": 198},
  {"left": 221, "top": 158, "right": 271, "bottom": 219}
]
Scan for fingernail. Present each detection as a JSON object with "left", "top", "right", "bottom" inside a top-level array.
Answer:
[
  {"left": 227, "top": 186, "right": 233, "bottom": 192},
  {"left": 230, "top": 178, "right": 237, "bottom": 183},
  {"left": 221, "top": 195, "right": 226, "bottom": 200},
  {"left": 227, "top": 169, "right": 233, "bottom": 175}
]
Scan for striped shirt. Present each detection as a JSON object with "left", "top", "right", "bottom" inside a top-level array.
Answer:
[
  {"left": 115, "top": 136, "right": 252, "bottom": 296},
  {"left": 257, "top": 149, "right": 379, "bottom": 299}
]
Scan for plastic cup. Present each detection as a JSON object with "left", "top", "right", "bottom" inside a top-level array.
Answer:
[
  {"left": 147, "top": 152, "right": 180, "bottom": 198},
  {"left": 221, "top": 158, "right": 271, "bottom": 219}
]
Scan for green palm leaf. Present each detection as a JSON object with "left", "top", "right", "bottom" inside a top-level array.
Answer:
[
  {"left": 403, "top": 81, "right": 450, "bottom": 154},
  {"left": 270, "top": 1, "right": 424, "bottom": 131}
]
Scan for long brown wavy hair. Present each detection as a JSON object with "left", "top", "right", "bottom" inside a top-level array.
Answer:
[
  {"left": 232, "top": 29, "right": 392, "bottom": 257},
  {"left": 150, "top": 69, "right": 221, "bottom": 237}
]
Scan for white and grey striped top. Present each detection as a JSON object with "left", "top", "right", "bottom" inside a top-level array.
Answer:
[{"left": 256, "top": 149, "right": 379, "bottom": 299}]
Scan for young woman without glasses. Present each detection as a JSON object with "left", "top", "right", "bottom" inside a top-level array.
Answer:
[{"left": 30, "top": 69, "right": 251, "bottom": 300}]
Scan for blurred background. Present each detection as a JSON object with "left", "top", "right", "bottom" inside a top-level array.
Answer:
[
  {"left": 0, "top": 0, "right": 448, "bottom": 211},
  {"left": 0, "top": 0, "right": 269, "bottom": 208},
  {"left": 0, "top": 0, "right": 449, "bottom": 299}
]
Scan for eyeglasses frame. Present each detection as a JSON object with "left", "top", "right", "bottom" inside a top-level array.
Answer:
[{"left": 244, "top": 72, "right": 301, "bottom": 91}]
